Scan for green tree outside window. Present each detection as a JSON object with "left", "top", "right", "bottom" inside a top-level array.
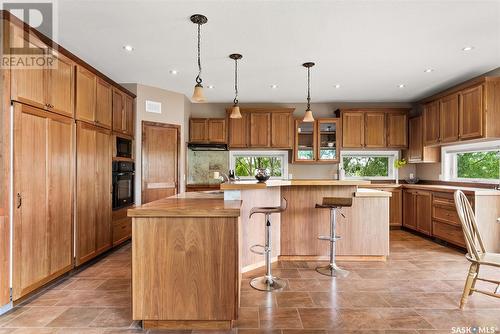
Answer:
[
  {"left": 456, "top": 151, "right": 500, "bottom": 180},
  {"left": 343, "top": 156, "right": 389, "bottom": 177},
  {"left": 235, "top": 156, "right": 282, "bottom": 177}
]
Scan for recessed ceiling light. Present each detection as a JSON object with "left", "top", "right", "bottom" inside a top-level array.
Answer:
[
  {"left": 424, "top": 68, "right": 434, "bottom": 73},
  {"left": 270, "top": 84, "right": 278, "bottom": 89},
  {"left": 398, "top": 84, "right": 406, "bottom": 88},
  {"left": 169, "top": 69, "right": 178, "bottom": 75},
  {"left": 334, "top": 84, "right": 341, "bottom": 88},
  {"left": 123, "top": 45, "right": 134, "bottom": 52},
  {"left": 462, "top": 46, "right": 474, "bottom": 51},
  {"left": 207, "top": 85, "right": 215, "bottom": 89}
]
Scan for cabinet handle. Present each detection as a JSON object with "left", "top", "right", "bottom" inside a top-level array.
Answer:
[{"left": 16, "top": 193, "right": 22, "bottom": 209}]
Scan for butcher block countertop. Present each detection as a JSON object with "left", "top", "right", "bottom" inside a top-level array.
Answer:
[
  {"left": 128, "top": 191, "right": 241, "bottom": 218},
  {"left": 220, "top": 179, "right": 370, "bottom": 190},
  {"left": 367, "top": 183, "right": 500, "bottom": 196}
]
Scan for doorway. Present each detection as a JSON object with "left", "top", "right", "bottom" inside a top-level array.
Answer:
[{"left": 141, "top": 121, "right": 180, "bottom": 204}]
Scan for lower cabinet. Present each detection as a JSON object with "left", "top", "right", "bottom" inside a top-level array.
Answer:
[
  {"left": 402, "top": 189, "right": 432, "bottom": 235},
  {"left": 112, "top": 206, "right": 132, "bottom": 246},
  {"left": 431, "top": 192, "right": 468, "bottom": 247},
  {"left": 12, "top": 103, "right": 74, "bottom": 300},
  {"left": 76, "top": 121, "right": 112, "bottom": 266}
]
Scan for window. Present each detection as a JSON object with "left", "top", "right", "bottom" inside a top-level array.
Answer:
[
  {"left": 442, "top": 141, "right": 500, "bottom": 183},
  {"left": 340, "top": 151, "right": 399, "bottom": 180},
  {"left": 230, "top": 151, "right": 288, "bottom": 179}
]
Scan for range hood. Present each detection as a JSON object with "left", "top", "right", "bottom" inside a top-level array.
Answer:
[{"left": 188, "top": 143, "right": 228, "bottom": 151}]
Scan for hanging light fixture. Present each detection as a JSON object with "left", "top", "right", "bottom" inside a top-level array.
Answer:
[
  {"left": 229, "top": 53, "right": 243, "bottom": 119},
  {"left": 302, "top": 62, "right": 315, "bottom": 122},
  {"left": 190, "top": 14, "right": 208, "bottom": 102}
]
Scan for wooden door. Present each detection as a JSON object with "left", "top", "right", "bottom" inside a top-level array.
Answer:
[
  {"left": 95, "top": 129, "right": 112, "bottom": 254},
  {"left": 95, "top": 78, "right": 113, "bottom": 129},
  {"left": 142, "top": 122, "right": 180, "bottom": 204},
  {"left": 387, "top": 112, "right": 407, "bottom": 148},
  {"left": 13, "top": 103, "right": 73, "bottom": 300},
  {"left": 208, "top": 119, "right": 226, "bottom": 143},
  {"left": 364, "top": 112, "right": 386, "bottom": 147},
  {"left": 249, "top": 113, "right": 271, "bottom": 147},
  {"left": 416, "top": 192, "right": 432, "bottom": 235},
  {"left": 76, "top": 122, "right": 97, "bottom": 265},
  {"left": 112, "top": 88, "right": 124, "bottom": 132},
  {"left": 402, "top": 190, "right": 416, "bottom": 230},
  {"left": 408, "top": 117, "right": 423, "bottom": 162},
  {"left": 46, "top": 51, "right": 74, "bottom": 117},
  {"left": 189, "top": 118, "right": 208, "bottom": 143},
  {"left": 228, "top": 113, "right": 248, "bottom": 148},
  {"left": 439, "top": 93, "right": 459, "bottom": 143},
  {"left": 75, "top": 66, "right": 96, "bottom": 123},
  {"left": 389, "top": 189, "right": 402, "bottom": 227},
  {"left": 124, "top": 95, "right": 134, "bottom": 136},
  {"left": 423, "top": 101, "right": 440, "bottom": 145},
  {"left": 271, "top": 112, "right": 292, "bottom": 148},
  {"left": 460, "top": 84, "right": 484, "bottom": 140},
  {"left": 342, "top": 112, "right": 364, "bottom": 148}
]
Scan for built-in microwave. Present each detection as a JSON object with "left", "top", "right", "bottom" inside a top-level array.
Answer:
[{"left": 116, "top": 137, "right": 132, "bottom": 158}]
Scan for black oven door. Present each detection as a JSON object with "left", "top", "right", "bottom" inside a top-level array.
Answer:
[{"left": 113, "top": 172, "right": 135, "bottom": 209}]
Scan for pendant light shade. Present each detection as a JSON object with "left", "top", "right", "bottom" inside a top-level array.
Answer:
[
  {"left": 302, "top": 62, "right": 315, "bottom": 122},
  {"left": 229, "top": 53, "right": 243, "bottom": 119},
  {"left": 190, "top": 14, "right": 208, "bottom": 102}
]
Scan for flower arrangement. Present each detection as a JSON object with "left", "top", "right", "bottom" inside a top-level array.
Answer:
[{"left": 394, "top": 158, "right": 407, "bottom": 184}]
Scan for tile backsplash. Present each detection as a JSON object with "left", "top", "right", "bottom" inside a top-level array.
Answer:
[{"left": 187, "top": 149, "right": 229, "bottom": 185}]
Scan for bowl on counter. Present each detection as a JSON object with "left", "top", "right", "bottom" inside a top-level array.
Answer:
[{"left": 255, "top": 168, "right": 270, "bottom": 183}]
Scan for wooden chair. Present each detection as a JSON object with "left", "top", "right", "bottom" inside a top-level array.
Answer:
[{"left": 454, "top": 190, "right": 500, "bottom": 309}]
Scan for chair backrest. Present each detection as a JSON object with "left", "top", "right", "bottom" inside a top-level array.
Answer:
[{"left": 454, "top": 190, "right": 485, "bottom": 261}]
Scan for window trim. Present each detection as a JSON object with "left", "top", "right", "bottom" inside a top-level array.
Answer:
[
  {"left": 229, "top": 150, "right": 289, "bottom": 180},
  {"left": 441, "top": 140, "right": 500, "bottom": 184},
  {"left": 339, "top": 150, "right": 400, "bottom": 181}
]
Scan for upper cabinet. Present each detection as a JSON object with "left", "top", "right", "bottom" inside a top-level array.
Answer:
[
  {"left": 76, "top": 66, "right": 96, "bottom": 123},
  {"left": 407, "top": 116, "right": 440, "bottom": 163},
  {"left": 293, "top": 118, "right": 340, "bottom": 163},
  {"left": 225, "top": 108, "right": 294, "bottom": 149},
  {"left": 189, "top": 118, "right": 227, "bottom": 144},
  {"left": 95, "top": 78, "right": 113, "bottom": 129},
  {"left": 112, "top": 88, "right": 134, "bottom": 137},
  {"left": 420, "top": 77, "right": 500, "bottom": 146},
  {"left": 342, "top": 109, "right": 409, "bottom": 149}
]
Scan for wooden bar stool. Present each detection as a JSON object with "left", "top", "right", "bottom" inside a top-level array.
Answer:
[
  {"left": 249, "top": 197, "right": 287, "bottom": 291},
  {"left": 315, "top": 197, "right": 353, "bottom": 277}
]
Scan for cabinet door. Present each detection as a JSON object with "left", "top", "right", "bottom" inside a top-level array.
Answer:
[
  {"left": 423, "top": 101, "right": 440, "bottom": 145},
  {"left": 408, "top": 117, "right": 423, "bottom": 162},
  {"left": 228, "top": 113, "right": 248, "bottom": 148},
  {"left": 95, "top": 129, "right": 112, "bottom": 254},
  {"left": 208, "top": 119, "right": 226, "bottom": 143},
  {"left": 112, "top": 88, "right": 124, "bottom": 132},
  {"left": 294, "top": 120, "right": 316, "bottom": 162},
  {"left": 46, "top": 51, "right": 74, "bottom": 117},
  {"left": 249, "top": 113, "right": 271, "bottom": 147},
  {"left": 342, "top": 112, "right": 364, "bottom": 148},
  {"left": 75, "top": 66, "right": 96, "bottom": 123},
  {"left": 124, "top": 95, "right": 134, "bottom": 136},
  {"left": 416, "top": 192, "right": 432, "bottom": 235},
  {"left": 365, "top": 112, "right": 386, "bottom": 147},
  {"left": 460, "top": 85, "right": 484, "bottom": 140},
  {"left": 317, "top": 119, "right": 340, "bottom": 162},
  {"left": 189, "top": 119, "right": 208, "bottom": 143},
  {"left": 95, "top": 78, "right": 113, "bottom": 129},
  {"left": 76, "top": 122, "right": 97, "bottom": 265},
  {"left": 387, "top": 112, "right": 407, "bottom": 148},
  {"left": 271, "top": 112, "right": 292, "bottom": 148},
  {"left": 439, "top": 93, "right": 459, "bottom": 143},
  {"left": 389, "top": 189, "right": 402, "bottom": 227},
  {"left": 402, "top": 190, "right": 416, "bottom": 230}
]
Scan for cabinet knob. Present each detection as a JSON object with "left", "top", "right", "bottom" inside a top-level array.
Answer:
[{"left": 16, "top": 193, "right": 22, "bottom": 209}]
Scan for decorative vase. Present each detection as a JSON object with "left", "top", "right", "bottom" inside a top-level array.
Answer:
[{"left": 255, "top": 168, "right": 270, "bottom": 183}]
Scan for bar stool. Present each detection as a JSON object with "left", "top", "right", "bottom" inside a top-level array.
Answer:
[
  {"left": 249, "top": 197, "right": 287, "bottom": 291},
  {"left": 315, "top": 197, "right": 353, "bottom": 277}
]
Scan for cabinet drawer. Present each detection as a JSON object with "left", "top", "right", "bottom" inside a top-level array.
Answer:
[
  {"left": 113, "top": 218, "right": 131, "bottom": 246},
  {"left": 432, "top": 205, "right": 460, "bottom": 226},
  {"left": 432, "top": 221, "right": 466, "bottom": 248}
]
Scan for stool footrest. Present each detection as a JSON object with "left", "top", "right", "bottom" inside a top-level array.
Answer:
[
  {"left": 250, "top": 244, "right": 267, "bottom": 255},
  {"left": 318, "top": 235, "right": 341, "bottom": 241}
]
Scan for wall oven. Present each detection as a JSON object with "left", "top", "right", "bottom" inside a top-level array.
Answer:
[
  {"left": 112, "top": 161, "right": 135, "bottom": 209},
  {"left": 116, "top": 137, "right": 133, "bottom": 158}
]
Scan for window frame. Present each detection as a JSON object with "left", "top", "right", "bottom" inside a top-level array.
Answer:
[
  {"left": 441, "top": 141, "right": 500, "bottom": 184},
  {"left": 229, "top": 150, "right": 289, "bottom": 180},
  {"left": 339, "top": 150, "right": 400, "bottom": 181}
]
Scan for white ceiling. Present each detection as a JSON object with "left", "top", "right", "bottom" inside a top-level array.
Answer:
[{"left": 55, "top": 0, "right": 500, "bottom": 103}]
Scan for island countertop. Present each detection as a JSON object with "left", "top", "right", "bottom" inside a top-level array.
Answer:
[
  {"left": 220, "top": 179, "right": 370, "bottom": 190},
  {"left": 128, "top": 191, "right": 241, "bottom": 217}
]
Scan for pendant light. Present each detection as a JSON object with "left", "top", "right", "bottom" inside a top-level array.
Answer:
[
  {"left": 229, "top": 53, "right": 243, "bottom": 119},
  {"left": 302, "top": 62, "right": 315, "bottom": 122},
  {"left": 190, "top": 14, "right": 208, "bottom": 102}
]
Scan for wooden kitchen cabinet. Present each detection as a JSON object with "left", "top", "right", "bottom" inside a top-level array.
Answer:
[
  {"left": 271, "top": 112, "right": 293, "bottom": 148},
  {"left": 75, "top": 65, "right": 97, "bottom": 123},
  {"left": 12, "top": 103, "right": 74, "bottom": 300},
  {"left": 95, "top": 78, "right": 113, "bottom": 129},
  {"left": 402, "top": 189, "right": 432, "bottom": 236},
  {"left": 402, "top": 190, "right": 417, "bottom": 230},
  {"left": 208, "top": 119, "right": 227, "bottom": 143},
  {"left": 76, "top": 121, "right": 112, "bottom": 266},
  {"left": 228, "top": 113, "right": 249, "bottom": 148},
  {"left": 407, "top": 116, "right": 440, "bottom": 163},
  {"left": 439, "top": 93, "right": 459, "bottom": 143},
  {"left": 387, "top": 112, "right": 408, "bottom": 148},
  {"left": 250, "top": 112, "right": 271, "bottom": 147},
  {"left": 389, "top": 188, "right": 402, "bottom": 227},
  {"left": 423, "top": 101, "right": 440, "bottom": 146},
  {"left": 189, "top": 118, "right": 227, "bottom": 144},
  {"left": 124, "top": 94, "right": 135, "bottom": 135},
  {"left": 46, "top": 51, "right": 75, "bottom": 117},
  {"left": 342, "top": 111, "right": 364, "bottom": 148},
  {"left": 112, "top": 88, "right": 134, "bottom": 137},
  {"left": 364, "top": 112, "right": 386, "bottom": 148},
  {"left": 294, "top": 119, "right": 316, "bottom": 162},
  {"left": 459, "top": 84, "right": 483, "bottom": 140},
  {"left": 316, "top": 119, "right": 340, "bottom": 162}
]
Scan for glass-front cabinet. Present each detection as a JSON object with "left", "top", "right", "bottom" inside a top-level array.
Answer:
[{"left": 293, "top": 118, "right": 341, "bottom": 163}]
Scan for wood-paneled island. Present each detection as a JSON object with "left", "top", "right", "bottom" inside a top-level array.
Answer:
[{"left": 128, "top": 180, "right": 391, "bottom": 330}]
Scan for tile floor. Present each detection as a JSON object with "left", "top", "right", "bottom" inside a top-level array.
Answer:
[{"left": 0, "top": 230, "right": 499, "bottom": 333}]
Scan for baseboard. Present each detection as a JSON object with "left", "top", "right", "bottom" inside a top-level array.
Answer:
[{"left": 241, "top": 257, "right": 278, "bottom": 273}]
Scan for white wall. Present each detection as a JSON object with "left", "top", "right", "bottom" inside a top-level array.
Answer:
[{"left": 121, "top": 83, "right": 189, "bottom": 205}]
